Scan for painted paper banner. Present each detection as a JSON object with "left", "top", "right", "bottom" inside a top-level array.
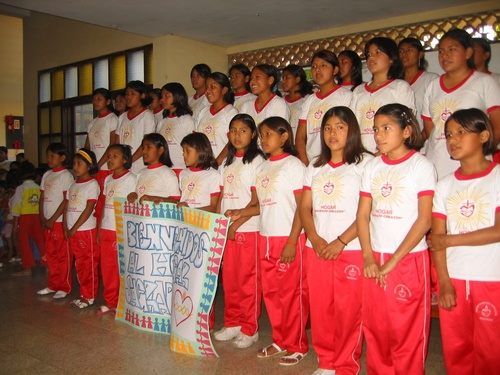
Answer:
[{"left": 114, "top": 198, "right": 228, "bottom": 357}]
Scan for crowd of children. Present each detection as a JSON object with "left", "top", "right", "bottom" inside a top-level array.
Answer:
[{"left": 4, "top": 28, "right": 500, "bottom": 375}]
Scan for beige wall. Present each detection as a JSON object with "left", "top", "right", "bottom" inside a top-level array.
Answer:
[
  {"left": 23, "top": 12, "right": 228, "bottom": 164},
  {"left": 0, "top": 15, "right": 23, "bottom": 151}
]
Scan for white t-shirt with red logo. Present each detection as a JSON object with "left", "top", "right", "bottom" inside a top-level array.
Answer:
[
  {"left": 65, "top": 178, "right": 100, "bottom": 231},
  {"left": 40, "top": 168, "right": 74, "bottom": 222},
  {"left": 233, "top": 91, "right": 256, "bottom": 112},
  {"left": 409, "top": 70, "right": 439, "bottom": 131},
  {"left": 156, "top": 114, "right": 196, "bottom": 170},
  {"left": 285, "top": 95, "right": 307, "bottom": 139},
  {"left": 298, "top": 87, "right": 353, "bottom": 161},
  {"left": 432, "top": 162, "right": 500, "bottom": 281},
  {"left": 220, "top": 153, "right": 265, "bottom": 232},
  {"left": 351, "top": 79, "right": 416, "bottom": 153},
  {"left": 135, "top": 164, "right": 180, "bottom": 200},
  {"left": 240, "top": 94, "right": 290, "bottom": 126},
  {"left": 304, "top": 154, "right": 373, "bottom": 249},
  {"left": 252, "top": 153, "right": 305, "bottom": 237},
  {"left": 196, "top": 104, "right": 238, "bottom": 159},
  {"left": 360, "top": 150, "right": 436, "bottom": 254},
  {"left": 101, "top": 170, "right": 137, "bottom": 231},
  {"left": 115, "top": 108, "right": 156, "bottom": 174},
  {"left": 189, "top": 94, "right": 210, "bottom": 120},
  {"left": 422, "top": 71, "right": 500, "bottom": 179},
  {"left": 179, "top": 167, "right": 221, "bottom": 208},
  {"left": 87, "top": 112, "right": 119, "bottom": 170}
]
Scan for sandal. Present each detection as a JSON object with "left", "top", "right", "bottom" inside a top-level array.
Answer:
[
  {"left": 97, "top": 305, "right": 116, "bottom": 315},
  {"left": 279, "top": 351, "right": 308, "bottom": 366},
  {"left": 71, "top": 298, "right": 94, "bottom": 309},
  {"left": 257, "top": 343, "right": 286, "bottom": 358}
]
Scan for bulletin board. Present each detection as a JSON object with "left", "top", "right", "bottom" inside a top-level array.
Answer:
[{"left": 4, "top": 115, "right": 24, "bottom": 150}]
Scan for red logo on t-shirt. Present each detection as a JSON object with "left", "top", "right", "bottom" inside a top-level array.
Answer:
[
  {"left": 441, "top": 108, "right": 452, "bottom": 122},
  {"left": 314, "top": 109, "right": 323, "bottom": 120},
  {"left": 226, "top": 174, "right": 234, "bottom": 184},
  {"left": 188, "top": 182, "right": 195, "bottom": 191},
  {"left": 138, "top": 185, "right": 146, "bottom": 195},
  {"left": 381, "top": 182, "right": 392, "bottom": 197},
  {"left": 366, "top": 108, "right": 375, "bottom": 120},
  {"left": 459, "top": 200, "right": 474, "bottom": 217},
  {"left": 107, "top": 189, "right": 115, "bottom": 198},
  {"left": 261, "top": 177, "right": 269, "bottom": 188},
  {"left": 205, "top": 125, "right": 213, "bottom": 134},
  {"left": 323, "top": 181, "right": 334, "bottom": 195}
]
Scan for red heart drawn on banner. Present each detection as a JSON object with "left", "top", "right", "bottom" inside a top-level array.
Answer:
[{"left": 173, "top": 290, "right": 193, "bottom": 326}]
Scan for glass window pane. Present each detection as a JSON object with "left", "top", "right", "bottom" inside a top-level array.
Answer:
[
  {"left": 74, "top": 103, "right": 94, "bottom": 133},
  {"left": 94, "top": 59, "right": 109, "bottom": 89},
  {"left": 127, "top": 50, "right": 144, "bottom": 82},
  {"left": 79, "top": 63, "right": 93, "bottom": 96},
  {"left": 75, "top": 134, "right": 87, "bottom": 153},
  {"left": 110, "top": 55, "right": 126, "bottom": 91},
  {"left": 40, "top": 108, "right": 50, "bottom": 134},
  {"left": 40, "top": 137, "right": 51, "bottom": 164},
  {"left": 65, "top": 66, "right": 78, "bottom": 98},
  {"left": 39, "top": 73, "right": 51, "bottom": 103},
  {"left": 145, "top": 48, "right": 153, "bottom": 85},
  {"left": 51, "top": 106, "right": 62, "bottom": 133},
  {"left": 51, "top": 70, "right": 64, "bottom": 101}
]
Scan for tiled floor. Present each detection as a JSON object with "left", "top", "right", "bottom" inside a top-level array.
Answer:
[{"left": 0, "top": 263, "right": 447, "bottom": 374}]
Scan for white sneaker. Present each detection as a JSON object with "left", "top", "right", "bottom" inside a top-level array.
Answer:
[
  {"left": 213, "top": 326, "right": 241, "bottom": 341},
  {"left": 311, "top": 369, "right": 336, "bottom": 375},
  {"left": 53, "top": 291, "right": 68, "bottom": 299},
  {"left": 37, "top": 287, "right": 55, "bottom": 295},
  {"left": 233, "top": 332, "right": 259, "bottom": 348}
]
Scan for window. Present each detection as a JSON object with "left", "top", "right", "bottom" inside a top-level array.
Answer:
[{"left": 37, "top": 45, "right": 152, "bottom": 163}]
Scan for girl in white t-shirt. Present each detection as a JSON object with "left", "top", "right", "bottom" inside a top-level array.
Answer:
[
  {"left": 282, "top": 64, "right": 313, "bottom": 140},
  {"left": 296, "top": 50, "right": 353, "bottom": 165},
  {"left": 299, "top": 106, "right": 372, "bottom": 375},
  {"left": 422, "top": 29, "right": 500, "bottom": 179},
  {"left": 98, "top": 144, "right": 137, "bottom": 314},
  {"left": 85, "top": 88, "right": 118, "bottom": 172},
  {"left": 64, "top": 149, "right": 100, "bottom": 309},
  {"left": 178, "top": 132, "right": 220, "bottom": 212},
  {"left": 86, "top": 88, "right": 119, "bottom": 223},
  {"left": 351, "top": 37, "right": 416, "bottom": 153},
  {"left": 398, "top": 38, "right": 439, "bottom": 133},
  {"left": 337, "top": 50, "right": 363, "bottom": 91},
  {"left": 38, "top": 143, "right": 74, "bottom": 299},
  {"left": 357, "top": 103, "right": 436, "bottom": 374},
  {"left": 240, "top": 64, "right": 290, "bottom": 127},
  {"left": 196, "top": 72, "right": 238, "bottom": 165},
  {"left": 214, "top": 114, "right": 266, "bottom": 348},
  {"left": 156, "top": 82, "right": 195, "bottom": 177},
  {"left": 149, "top": 88, "right": 164, "bottom": 125},
  {"left": 127, "top": 133, "right": 180, "bottom": 205},
  {"left": 189, "top": 63, "right": 211, "bottom": 120},
  {"left": 430, "top": 108, "right": 500, "bottom": 374},
  {"left": 226, "top": 117, "right": 308, "bottom": 367},
  {"left": 115, "top": 81, "right": 156, "bottom": 174},
  {"left": 229, "top": 64, "right": 256, "bottom": 112}
]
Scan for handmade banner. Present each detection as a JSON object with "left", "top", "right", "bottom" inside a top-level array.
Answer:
[{"left": 114, "top": 199, "right": 228, "bottom": 357}]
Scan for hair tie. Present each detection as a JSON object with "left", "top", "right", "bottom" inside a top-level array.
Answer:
[
  {"left": 77, "top": 149, "right": 93, "bottom": 164},
  {"left": 272, "top": 84, "right": 278, "bottom": 93}
]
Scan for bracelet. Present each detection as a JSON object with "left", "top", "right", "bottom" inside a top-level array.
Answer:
[
  {"left": 286, "top": 240, "right": 297, "bottom": 246},
  {"left": 337, "top": 236, "right": 348, "bottom": 246}
]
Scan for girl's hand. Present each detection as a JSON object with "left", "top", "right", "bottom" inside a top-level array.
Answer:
[
  {"left": 428, "top": 232, "right": 447, "bottom": 252},
  {"left": 63, "top": 229, "right": 70, "bottom": 241},
  {"left": 67, "top": 227, "right": 76, "bottom": 239},
  {"left": 379, "top": 256, "right": 398, "bottom": 278},
  {"left": 227, "top": 224, "right": 237, "bottom": 241},
  {"left": 439, "top": 280, "right": 457, "bottom": 311},
  {"left": 45, "top": 217, "right": 55, "bottom": 230},
  {"left": 176, "top": 201, "right": 188, "bottom": 209},
  {"left": 320, "top": 239, "right": 345, "bottom": 261},
  {"left": 309, "top": 235, "right": 328, "bottom": 259},
  {"left": 363, "top": 254, "right": 380, "bottom": 280},
  {"left": 225, "top": 209, "right": 242, "bottom": 222},
  {"left": 127, "top": 192, "right": 138, "bottom": 203},
  {"left": 280, "top": 242, "right": 296, "bottom": 264}
]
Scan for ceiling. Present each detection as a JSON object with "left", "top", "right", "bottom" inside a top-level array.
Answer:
[{"left": 0, "top": 0, "right": 484, "bottom": 47}]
